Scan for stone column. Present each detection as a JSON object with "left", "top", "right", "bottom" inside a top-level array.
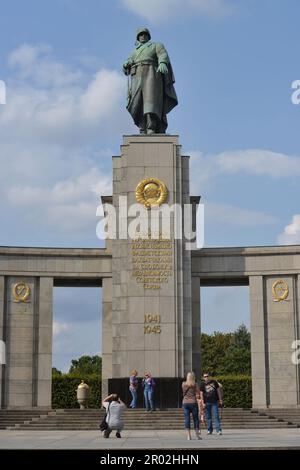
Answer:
[
  {"left": 297, "top": 275, "right": 300, "bottom": 405},
  {"left": 250, "top": 275, "right": 300, "bottom": 408},
  {"left": 5, "top": 277, "right": 36, "bottom": 408},
  {"left": 265, "top": 276, "right": 298, "bottom": 407},
  {"left": 0, "top": 276, "right": 5, "bottom": 408},
  {"left": 249, "top": 275, "right": 268, "bottom": 408},
  {"left": 101, "top": 277, "right": 112, "bottom": 400},
  {"left": 192, "top": 276, "right": 201, "bottom": 380},
  {"left": 4, "top": 276, "right": 53, "bottom": 408},
  {"left": 35, "top": 277, "right": 53, "bottom": 408}
]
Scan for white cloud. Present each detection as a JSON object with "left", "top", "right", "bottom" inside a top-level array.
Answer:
[
  {"left": 189, "top": 149, "right": 300, "bottom": 193},
  {"left": 278, "top": 215, "right": 300, "bottom": 245},
  {"left": 206, "top": 202, "right": 278, "bottom": 227},
  {"left": 53, "top": 318, "right": 101, "bottom": 372},
  {"left": 0, "top": 43, "right": 127, "bottom": 245},
  {"left": 121, "top": 0, "right": 233, "bottom": 24},
  {"left": 53, "top": 321, "right": 71, "bottom": 336},
  {"left": 8, "top": 43, "right": 83, "bottom": 88},
  {"left": 2, "top": 44, "right": 126, "bottom": 144},
  {"left": 7, "top": 167, "right": 111, "bottom": 233},
  {"left": 216, "top": 149, "right": 300, "bottom": 178},
  {"left": 8, "top": 167, "right": 110, "bottom": 205}
]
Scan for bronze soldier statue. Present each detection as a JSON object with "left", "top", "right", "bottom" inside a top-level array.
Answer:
[{"left": 123, "top": 28, "right": 178, "bottom": 134}]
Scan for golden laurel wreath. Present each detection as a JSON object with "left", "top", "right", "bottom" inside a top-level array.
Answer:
[
  {"left": 272, "top": 279, "right": 289, "bottom": 302},
  {"left": 13, "top": 282, "right": 31, "bottom": 303},
  {"left": 135, "top": 178, "right": 168, "bottom": 209}
]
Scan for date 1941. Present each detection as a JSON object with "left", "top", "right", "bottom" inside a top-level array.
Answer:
[{"left": 144, "top": 314, "right": 161, "bottom": 334}]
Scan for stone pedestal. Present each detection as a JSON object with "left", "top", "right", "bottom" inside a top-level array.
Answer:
[{"left": 103, "top": 135, "right": 193, "bottom": 405}]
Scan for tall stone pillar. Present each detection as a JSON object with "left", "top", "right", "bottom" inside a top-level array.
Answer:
[
  {"left": 250, "top": 275, "right": 300, "bottom": 408},
  {"left": 192, "top": 276, "right": 201, "bottom": 380},
  {"left": 0, "top": 276, "right": 5, "bottom": 408},
  {"left": 108, "top": 135, "right": 193, "bottom": 406},
  {"left": 102, "top": 277, "right": 113, "bottom": 399},
  {"left": 249, "top": 275, "right": 268, "bottom": 408},
  {"left": 3, "top": 276, "right": 53, "bottom": 408},
  {"left": 265, "top": 276, "right": 299, "bottom": 407},
  {"left": 36, "top": 277, "right": 53, "bottom": 408}
]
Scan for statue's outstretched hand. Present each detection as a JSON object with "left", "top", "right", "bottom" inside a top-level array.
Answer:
[{"left": 157, "top": 63, "right": 168, "bottom": 74}]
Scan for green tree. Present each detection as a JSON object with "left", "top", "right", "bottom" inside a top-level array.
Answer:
[
  {"left": 231, "top": 324, "right": 251, "bottom": 349},
  {"left": 220, "top": 324, "right": 251, "bottom": 375},
  {"left": 52, "top": 367, "right": 62, "bottom": 376},
  {"left": 200, "top": 331, "right": 232, "bottom": 376},
  {"left": 201, "top": 324, "right": 251, "bottom": 376},
  {"left": 68, "top": 355, "right": 102, "bottom": 376}
]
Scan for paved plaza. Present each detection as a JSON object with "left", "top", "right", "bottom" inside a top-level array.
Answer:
[{"left": 0, "top": 429, "right": 299, "bottom": 450}]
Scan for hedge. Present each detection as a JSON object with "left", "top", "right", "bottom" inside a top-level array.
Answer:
[
  {"left": 52, "top": 374, "right": 252, "bottom": 409},
  {"left": 214, "top": 375, "right": 252, "bottom": 408},
  {"left": 52, "top": 375, "right": 101, "bottom": 409}
]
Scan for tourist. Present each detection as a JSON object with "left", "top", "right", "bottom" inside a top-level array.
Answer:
[
  {"left": 142, "top": 372, "right": 155, "bottom": 412},
  {"left": 101, "top": 393, "right": 126, "bottom": 438},
  {"left": 200, "top": 372, "right": 223, "bottom": 435},
  {"left": 129, "top": 369, "right": 138, "bottom": 408},
  {"left": 182, "top": 372, "right": 202, "bottom": 440}
]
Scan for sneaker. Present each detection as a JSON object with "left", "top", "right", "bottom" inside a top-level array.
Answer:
[
  {"left": 116, "top": 432, "right": 121, "bottom": 438},
  {"left": 103, "top": 430, "right": 110, "bottom": 438},
  {"left": 207, "top": 431, "right": 212, "bottom": 435},
  {"left": 217, "top": 431, "right": 222, "bottom": 435}
]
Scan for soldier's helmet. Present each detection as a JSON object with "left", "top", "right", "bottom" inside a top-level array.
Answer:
[{"left": 136, "top": 27, "right": 151, "bottom": 41}]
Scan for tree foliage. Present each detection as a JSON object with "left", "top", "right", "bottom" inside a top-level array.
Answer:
[
  {"left": 215, "top": 375, "right": 252, "bottom": 408},
  {"left": 52, "top": 367, "right": 62, "bottom": 376},
  {"left": 68, "top": 355, "right": 102, "bottom": 376},
  {"left": 201, "top": 324, "right": 251, "bottom": 376},
  {"left": 52, "top": 375, "right": 101, "bottom": 409}
]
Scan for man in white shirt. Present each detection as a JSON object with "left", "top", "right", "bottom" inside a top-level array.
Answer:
[{"left": 102, "top": 393, "right": 126, "bottom": 438}]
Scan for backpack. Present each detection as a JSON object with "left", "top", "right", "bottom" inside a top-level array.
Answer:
[{"left": 99, "top": 403, "right": 110, "bottom": 432}]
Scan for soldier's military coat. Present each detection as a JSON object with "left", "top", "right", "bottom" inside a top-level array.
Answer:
[{"left": 123, "top": 41, "right": 178, "bottom": 132}]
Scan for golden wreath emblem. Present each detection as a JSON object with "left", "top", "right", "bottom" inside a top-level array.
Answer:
[
  {"left": 135, "top": 178, "right": 168, "bottom": 209},
  {"left": 13, "top": 282, "right": 31, "bottom": 303},
  {"left": 272, "top": 279, "right": 289, "bottom": 302}
]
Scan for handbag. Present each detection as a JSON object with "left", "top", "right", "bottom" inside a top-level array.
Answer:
[{"left": 99, "top": 403, "right": 110, "bottom": 431}]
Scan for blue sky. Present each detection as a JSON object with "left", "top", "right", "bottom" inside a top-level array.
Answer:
[{"left": 0, "top": 0, "right": 299, "bottom": 371}]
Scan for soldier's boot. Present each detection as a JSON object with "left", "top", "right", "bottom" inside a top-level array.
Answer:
[{"left": 146, "top": 113, "right": 158, "bottom": 134}]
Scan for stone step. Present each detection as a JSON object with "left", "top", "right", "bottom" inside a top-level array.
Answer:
[
  {"left": 14, "top": 424, "right": 297, "bottom": 430},
  {"left": 12, "top": 423, "right": 292, "bottom": 429},
  {"left": 254, "top": 411, "right": 300, "bottom": 415},
  {"left": 3, "top": 408, "right": 299, "bottom": 430},
  {"left": 12, "top": 416, "right": 290, "bottom": 422}
]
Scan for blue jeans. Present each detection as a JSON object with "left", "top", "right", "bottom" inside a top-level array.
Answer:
[
  {"left": 205, "top": 402, "right": 221, "bottom": 433},
  {"left": 182, "top": 403, "right": 199, "bottom": 429},
  {"left": 144, "top": 390, "right": 154, "bottom": 411},
  {"left": 129, "top": 388, "right": 137, "bottom": 408}
]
